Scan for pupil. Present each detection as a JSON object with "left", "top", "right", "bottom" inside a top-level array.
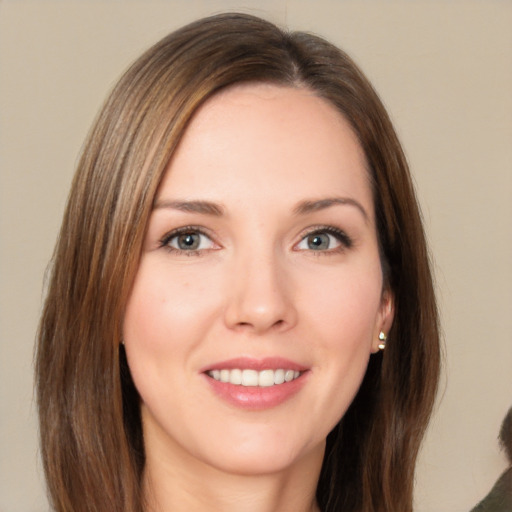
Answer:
[{"left": 179, "top": 233, "right": 199, "bottom": 250}]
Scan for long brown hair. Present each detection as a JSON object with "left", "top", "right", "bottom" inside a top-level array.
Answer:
[{"left": 36, "top": 12, "right": 440, "bottom": 512}]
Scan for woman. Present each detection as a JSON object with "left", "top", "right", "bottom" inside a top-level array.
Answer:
[{"left": 36, "top": 12, "right": 440, "bottom": 512}]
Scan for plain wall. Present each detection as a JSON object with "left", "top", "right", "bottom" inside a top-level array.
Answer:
[{"left": 1, "top": 1, "right": 511, "bottom": 511}]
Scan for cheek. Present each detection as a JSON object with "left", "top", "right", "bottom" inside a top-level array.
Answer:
[
  {"left": 123, "top": 261, "right": 219, "bottom": 354},
  {"left": 121, "top": 262, "right": 216, "bottom": 415},
  {"left": 301, "top": 263, "right": 383, "bottom": 345},
  {"left": 299, "top": 265, "right": 383, "bottom": 421}
]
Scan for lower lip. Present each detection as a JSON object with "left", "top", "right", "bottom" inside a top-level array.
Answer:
[{"left": 203, "top": 373, "right": 308, "bottom": 410}]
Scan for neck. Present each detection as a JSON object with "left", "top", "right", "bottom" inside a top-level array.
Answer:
[{"left": 142, "top": 437, "right": 324, "bottom": 512}]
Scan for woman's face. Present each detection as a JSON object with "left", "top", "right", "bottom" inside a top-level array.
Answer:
[{"left": 123, "top": 83, "right": 393, "bottom": 477}]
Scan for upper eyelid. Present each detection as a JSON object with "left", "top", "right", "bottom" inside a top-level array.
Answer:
[
  {"left": 294, "top": 225, "right": 353, "bottom": 250},
  {"left": 160, "top": 226, "right": 216, "bottom": 245},
  {"left": 156, "top": 224, "right": 352, "bottom": 250},
  {"left": 297, "top": 225, "right": 351, "bottom": 240}
]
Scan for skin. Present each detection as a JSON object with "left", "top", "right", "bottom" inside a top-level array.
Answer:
[{"left": 123, "top": 83, "right": 394, "bottom": 512}]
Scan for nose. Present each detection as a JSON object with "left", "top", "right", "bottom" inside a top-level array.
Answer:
[{"left": 223, "top": 250, "right": 297, "bottom": 335}]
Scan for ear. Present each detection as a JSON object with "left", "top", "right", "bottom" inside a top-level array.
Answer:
[{"left": 371, "top": 288, "right": 395, "bottom": 353}]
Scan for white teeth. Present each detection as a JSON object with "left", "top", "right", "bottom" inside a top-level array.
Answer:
[
  {"left": 207, "top": 368, "right": 302, "bottom": 387},
  {"left": 258, "top": 369, "right": 274, "bottom": 387},
  {"left": 274, "top": 369, "right": 285, "bottom": 384},
  {"left": 285, "top": 370, "right": 295, "bottom": 382},
  {"left": 230, "top": 368, "right": 242, "bottom": 385},
  {"left": 241, "top": 369, "right": 258, "bottom": 386}
]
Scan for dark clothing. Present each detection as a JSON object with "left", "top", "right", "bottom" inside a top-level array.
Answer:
[{"left": 470, "top": 468, "right": 512, "bottom": 512}]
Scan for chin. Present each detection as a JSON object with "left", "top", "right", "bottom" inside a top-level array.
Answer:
[{"left": 199, "top": 435, "right": 325, "bottom": 477}]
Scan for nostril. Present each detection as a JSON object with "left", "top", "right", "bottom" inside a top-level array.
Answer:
[{"left": 233, "top": 318, "right": 286, "bottom": 332}]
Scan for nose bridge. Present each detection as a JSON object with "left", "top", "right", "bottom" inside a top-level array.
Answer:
[{"left": 224, "top": 239, "right": 296, "bottom": 333}]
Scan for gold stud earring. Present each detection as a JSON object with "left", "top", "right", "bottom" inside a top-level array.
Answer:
[{"left": 378, "top": 331, "right": 387, "bottom": 350}]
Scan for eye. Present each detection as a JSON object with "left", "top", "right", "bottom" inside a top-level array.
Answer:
[
  {"left": 296, "top": 227, "right": 352, "bottom": 252},
  {"left": 160, "top": 227, "right": 216, "bottom": 253}
]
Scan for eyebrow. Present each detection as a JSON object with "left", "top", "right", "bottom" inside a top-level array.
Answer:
[
  {"left": 293, "top": 197, "right": 369, "bottom": 222},
  {"left": 153, "top": 197, "right": 368, "bottom": 221},
  {"left": 153, "top": 199, "right": 225, "bottom": 216}
]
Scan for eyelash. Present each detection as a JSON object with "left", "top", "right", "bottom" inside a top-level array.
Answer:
[
  {"left": 158, "top": 225, "right": 353, "bottom": 256},
  {"left": 159, "top": 225, "right": 216, "bottom": 257},
  {"left": 297, "top": 226, "right": 353, "bottom": 255}
]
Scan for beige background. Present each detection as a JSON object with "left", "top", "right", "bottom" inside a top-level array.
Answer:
[{"left": 1, "top": 1, "right": 511, "bottom": 511}]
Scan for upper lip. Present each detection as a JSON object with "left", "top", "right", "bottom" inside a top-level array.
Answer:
[{"left": 200, "top": 357, "right": 308, "bottom": 373}]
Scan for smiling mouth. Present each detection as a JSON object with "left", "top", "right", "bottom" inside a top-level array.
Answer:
[{"left": 206, "top": 368, "right": 302, "bottom": 387}]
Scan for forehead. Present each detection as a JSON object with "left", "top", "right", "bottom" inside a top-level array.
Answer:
[{"left": 158, "top": 83, "right": 372, "bottom": 213}]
